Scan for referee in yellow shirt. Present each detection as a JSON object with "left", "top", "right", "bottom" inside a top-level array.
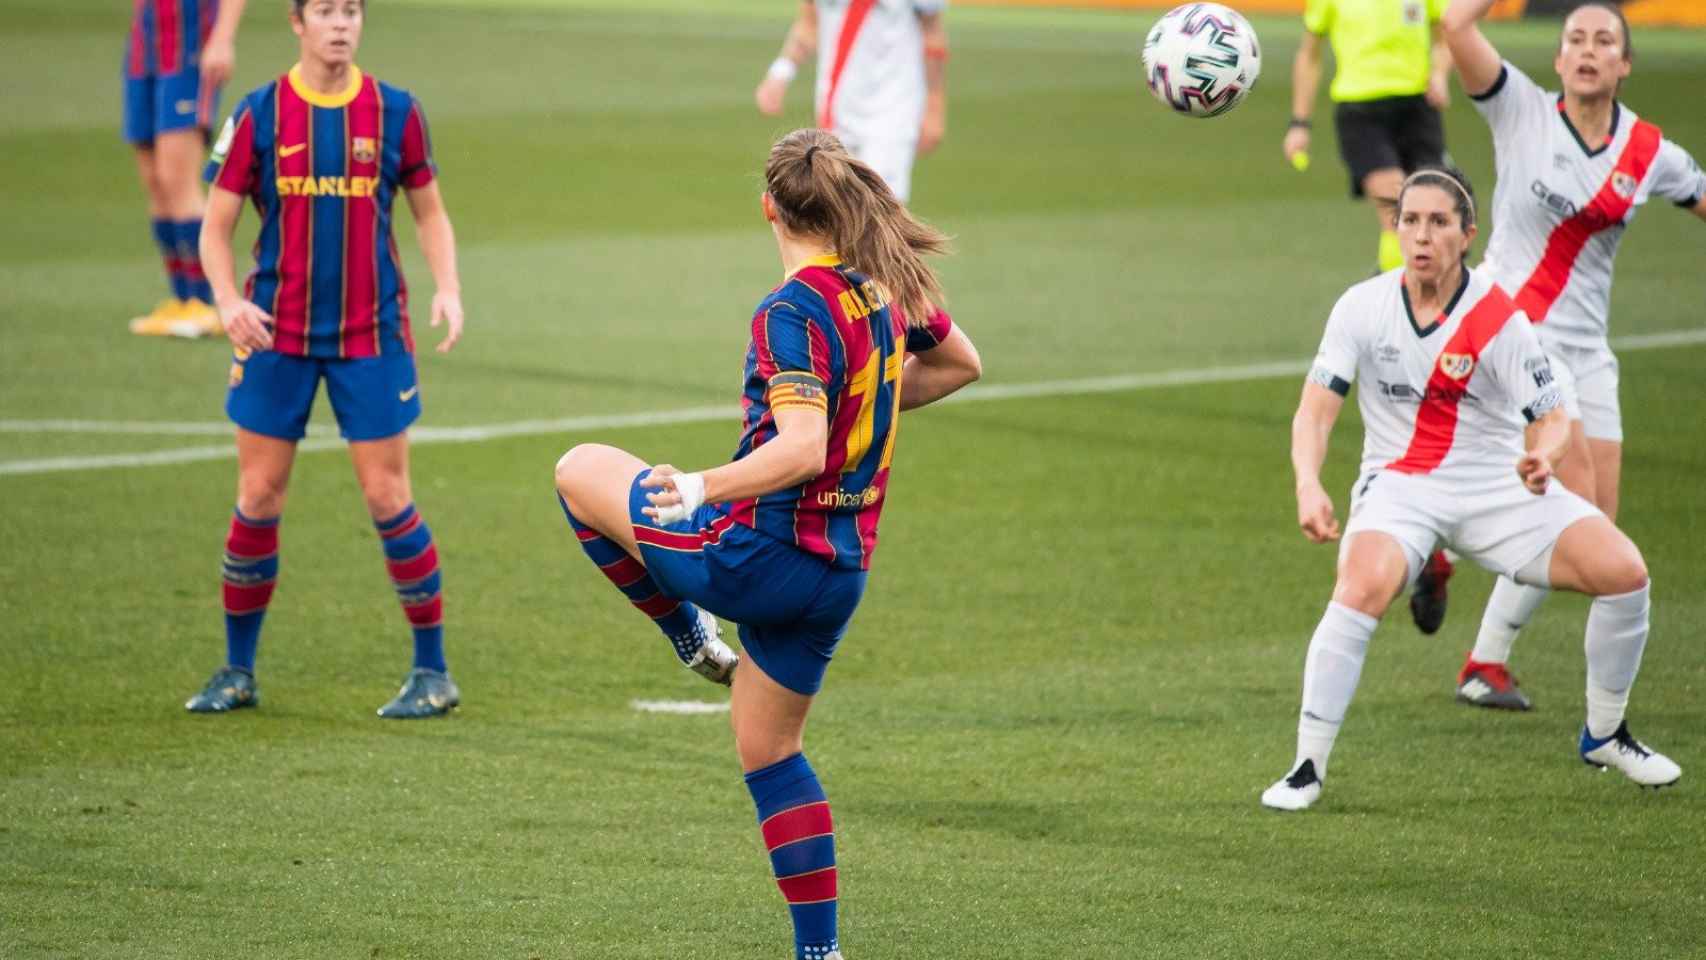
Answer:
[{"left": 1285, "top": 0, "right": 1454, "bottom": 272}]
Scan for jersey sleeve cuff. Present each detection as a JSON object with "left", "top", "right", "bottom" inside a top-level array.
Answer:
[{"left": 1468, "top": 64, "right": 1509, "bottom": 103}]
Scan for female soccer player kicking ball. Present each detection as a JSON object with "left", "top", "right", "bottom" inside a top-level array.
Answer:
[
  {"left": 185, "top": 0, "right": 466, "bottom": 718},
  {"left": 554, "top": 129, "right": 981, "bottom": 959},
  {"left": 1262, "top": 168, "right": 1678, "bottom": 812}
]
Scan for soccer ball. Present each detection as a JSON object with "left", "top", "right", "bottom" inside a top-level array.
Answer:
[{"left": 1142, "top": 3, "right": 1262, "bottom": 118}]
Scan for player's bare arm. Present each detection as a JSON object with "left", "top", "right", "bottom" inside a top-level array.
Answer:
[
  {"left": 1518, "top": 406, "right": 1572, "bottom": 495},
  {"left": 405, "top": 180, "right": 464, "bottom": 354},
  {"left": 1292, "top": 381, "right": 1345, "bottom": 543},
  {"left": 756, "top": 2, "right": 818, "bottom": 116},
  {"left": 1440, "top": 0, "right": 1505, "bottom": 96},
  {"left": 919, "top": 11, "right": 948, "bottom": 154},
  {"left": 200, "top": 0, "right": 248, "bottom": 90},
  {"left": 899, "top": 324, "right": 980, "bottom": 410},
  {"left": 201, "top": 185, "right": 274, "bottom": 351},
  {"left": 1285, "top": 30, "right": 1324, "bottom": 165},
  {"left": 1691, "top": 196, "right": 1706, "bottom": 223},
  {"left": 1426, "top": 23, "right": 1453, "bottom": 110},
  {"left": 641, "top": 407, "right": 829, "bottom": 522}
]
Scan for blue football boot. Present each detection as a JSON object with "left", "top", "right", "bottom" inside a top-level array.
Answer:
[
  {"left": 185, "top": 666, "right": 259, "bottom": 713},
  {"left": 377, "top": 668, "right": 460, "bottom": 719}
]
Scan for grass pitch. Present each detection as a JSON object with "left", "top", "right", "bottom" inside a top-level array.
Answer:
[{"left": 3, "top": 2, "right": 1704, "bottom": 957}]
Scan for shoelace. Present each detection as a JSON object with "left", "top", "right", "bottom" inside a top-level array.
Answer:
[
  {"left": 1285, "top": 761, "right": 1318, "bottom": 788},
  {"left": 1614, "top": 730, "right": 1653, "bottom": 760}
]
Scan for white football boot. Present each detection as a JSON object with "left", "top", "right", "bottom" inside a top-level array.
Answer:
[
  {"left": 1580, "top": 722, "right": 1681, "bottom": 788},
  {"left": 1261, "top": 759, "right": 1323, "bottom": 811},
  {"left": 685, "top": 607, "right": 737, "bottom": 686}
]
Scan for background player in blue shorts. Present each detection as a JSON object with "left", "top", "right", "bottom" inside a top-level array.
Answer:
[
  {"left": 124, "top": 0, "right": 247, "bottom": 337},
  {"left": 553, "top": 129, "right": 982, "bottom": 960},
  {"left": 184, "top": 0, "right": 467, "bottom": 719}
]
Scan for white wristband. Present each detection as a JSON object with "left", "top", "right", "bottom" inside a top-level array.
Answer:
[
  {"left": 651, "top": 471, "right": 707, "bottom": 527},
  {"left": 766, "top": 57, "right": 798, "bottom": 83}
]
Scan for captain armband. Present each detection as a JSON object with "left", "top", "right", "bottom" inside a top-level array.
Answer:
[
  {"left": 1307, "top": 363, "right": 1351, "bottom": 397},
  {"left": 766, "top": 371, "right": 829, "bottom": 414}
]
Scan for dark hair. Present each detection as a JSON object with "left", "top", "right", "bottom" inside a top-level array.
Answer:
[
  {"left": 1562, "top": 2, "right": 1634, "bottom": 63},
  {"left": 1395, "top": 165, "right": 1477, "bottom": 234},
  {"left": 292, "top": 0, "right": 365, "bottom": 15},
  {"left": 764, "top": 129, "right": 950, "bottom": 327}
]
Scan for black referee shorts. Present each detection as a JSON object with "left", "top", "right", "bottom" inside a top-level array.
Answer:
[{"left": 1333, "top": 94, "right": 1447, "bottom": 197}]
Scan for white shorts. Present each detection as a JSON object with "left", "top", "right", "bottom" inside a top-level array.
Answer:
[
  {"left": 836, "top": 129, "right": 918, "bottom": 203},
  {"left": 1546, "top": 344, "right": 1622, "bottom": 442},
  {"left": 1340, "top": 469, "right": 1603, "bottom": 589}
]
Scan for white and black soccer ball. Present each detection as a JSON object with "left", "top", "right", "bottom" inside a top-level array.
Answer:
[{"left": 1142, "top": 3, "right": 1263, "bottom": 119}]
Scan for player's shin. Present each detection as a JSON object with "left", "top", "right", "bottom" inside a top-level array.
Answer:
[
  {"left": 1472, "top": 576, "right": 1549, "bottom": 664},
  {"left": 154, "top": 218, "right": 189, "bottom": 301},
  {"left": 747, "top": 753, "right": 839, "bottom": 960},
  {"left": 222, "top": 509, "right": 279, "bottom": 672},
  {"left": 375, "top": 504, "right": 447, "bottom": 673},
  {"left": 1583, "top": 582, "right": 1650, "bottom": 738},
  {"left": 1297, "top": 602, "right": 1378, "bottom": 778},
  {"left": 557, "top": 495, "right": 704, "bottom": 663},
  {"left": 174, "top": 219, "right": 213, "bottom": 303}
]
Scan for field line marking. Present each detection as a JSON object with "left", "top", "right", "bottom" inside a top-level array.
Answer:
[
  {"left": 3, "top": 327, "right": 1701, "bottom": 477},
  {"left": 630, "top": 699, "right": 730, "bottom": 715}
]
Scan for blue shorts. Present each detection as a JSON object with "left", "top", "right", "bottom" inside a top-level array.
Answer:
[
  {"left": 628, "top": 471, "right": 866, "bottom": 696},
  {"left": 123, "top": 66, "right": 219, "bottom": 145},
  {"left": 227, "top": 350, "right": 421, "bottom": 442}
]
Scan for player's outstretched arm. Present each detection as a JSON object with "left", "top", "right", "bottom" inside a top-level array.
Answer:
[
  {"left": 1690, "top": 197, "right": 1706, "bottom": 223},
  {"left": 641, "top": 408, "right": 829, "bottom": 524},
  {"left": 406, "top": 181, "right": 464, "bottom": 354},
  {"left": 1427, "top": 24, "right": 1453, "bottom": 110},
  {"left": 200, "top": 0, "right": 247, "bottom": 90},
  {"left": 1440, "top": 0, "right": 1504, "bottom": 96},
  {"left": 1517, "top": 407, "right": 1571, "bottom": 495},
  {"left": 756, "top": 2, "right": 818, "bottom": 116},
  {"left": 919, "top": 11, "right": 948, "bottom": 154},
  {"left": 1292, "top": 382, "right": 1345, "bottom": 543},
  {"left": 899, "top": 324, "right": 980, "bottom": 411},
  {"left": 1284, "top": 31, "right": 1324, "bottom": 167},
  {"left": 201, "top": 186, "right": 273, "bottom": 351}
]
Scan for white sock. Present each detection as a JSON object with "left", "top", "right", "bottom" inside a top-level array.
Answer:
[
  {"left": 1584, "top": 582, "right": 1650, "bottom": 739},
  {"left": 1441, "top": 548, "right": 1460, "bottom": 564},
  {"left": 1296, "top": 601, "right": 1378, "bottom": 779},
  {"left": 1471, "top": 577, "right": 1550, "bottom": 664}
]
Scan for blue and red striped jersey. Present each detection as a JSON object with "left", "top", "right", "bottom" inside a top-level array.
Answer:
[
  {"left": 716, "top": 255, "right": 955, "bottom": 572},
  {"left": 204, "top": 66, "right": 436, "bottom": 358},
  {"left": 126, "top": 0, "right": 217, "bottom": 78}
]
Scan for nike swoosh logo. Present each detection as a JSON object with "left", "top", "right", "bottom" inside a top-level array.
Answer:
[
  {"left": 175, "top": 99, "right": 196, "bottom": 114},
  {"left": 398, "top": 386, "right": 419, "bottom": 402},
  {"left": 279, "top": 143, "right": 307, "bottom": 158}
]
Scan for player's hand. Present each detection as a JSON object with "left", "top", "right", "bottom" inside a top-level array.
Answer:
[
  {"left": 1283, "top": 127, "right": 1311, "bottom": 167},
  {"left": 1517, "top": 451, "right": 1552, "bottom": 495},
  {"left": 641, "top": 466, "right": 707, "bottom": 525},
  {"left": 221, "top": 299, "right": 273, "bottom": 352},
  {"left": 1425, "top": 73, "right": 1451, "bottom": 111},
  {"left": 431, "top": 290, "right": 463, "bottom": 354},
  {"left": 1297, "top": 482, "right": 1341, "bottom": 543},
  {"left": 201, "top": 35, "right": 236, "bottom": 90},
  {"left": 755, "top": 77, "right": 788, "bottom": 116},
  {"left": 919, "top": 96, "right": 946, "bottom": 154}
]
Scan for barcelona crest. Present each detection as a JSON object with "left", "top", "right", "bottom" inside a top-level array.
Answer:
[
  {"left": 352, "top": 137, "right": 377, "bottom": 164},
  {"left": 1438, "top": 352, "right": 1475, "bottom": 380}
]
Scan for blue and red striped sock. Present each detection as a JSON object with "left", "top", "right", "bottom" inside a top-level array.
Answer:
[
  {"left": 222, "top": 509, "right": 279, "bottom": 672},
  {"left": 747, "top": 753, "right": 839, "bottom": 960},
  {"left": 174, "top": 219, "right": 212, "bottom": 303},
  {"left": 152, "top": 218, "right": 188, "bottom": 301},
  {"left": 375, "top": 504, "right": 446, "bottom": 673},
  {"left": 557, "top": 495, "right": 701, "bottom": 662}
]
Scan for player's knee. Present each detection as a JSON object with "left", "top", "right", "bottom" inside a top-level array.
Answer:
[
  {"left": 1601, "top": 546, "right": 1648, "bottom": 596},
  {"left": 554, "top": 445, "right": 590, "bottom": 497},
  {"left": 236, "top": 482, "right": 288, "bottom": 519},
  {"left": 1332, "top": 573, "right": 1394, "bottom": 619}
]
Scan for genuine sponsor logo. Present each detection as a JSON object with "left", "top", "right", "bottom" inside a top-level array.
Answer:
[
  {"left": 276, "top": 175, "right": 379, "bottom": 198},
  {"left": 816, "top": 486, "right": 883, "bottom": 509}
]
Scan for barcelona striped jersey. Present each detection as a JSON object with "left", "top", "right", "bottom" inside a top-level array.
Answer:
[
  {"left": 204, "top": 66, "right": 437, "bottom": 358},
  {"left": 127, "top": 0, "right": 218, "bottom": 79},
  {"left": 716, "top": 256, "right": 955, "bottom": 572}
]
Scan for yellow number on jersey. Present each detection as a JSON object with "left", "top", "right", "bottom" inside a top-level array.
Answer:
[{"left": 844, "top": 348, "right": 904, "bottom": 473}]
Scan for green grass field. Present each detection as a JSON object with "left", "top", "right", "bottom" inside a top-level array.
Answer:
[{"left": 3, "top": 2, "right": 1705, "bottom": 957}]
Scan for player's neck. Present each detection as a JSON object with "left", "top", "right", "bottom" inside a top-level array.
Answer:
[
  {"left": 1403, "top": 272, "right": 1453, "bottom": 317},
  {"left": 295, "top": 58, "right": 355, "bottom": 96},
  {"left": 776, "top": 231, "right": 834, "bottom": 278},
  {"left": 1563, "top": 93, "right": 1616, "bottom": 146}
]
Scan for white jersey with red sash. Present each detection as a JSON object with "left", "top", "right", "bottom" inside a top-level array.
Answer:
[
  {"left": 814, "top": 0, "right": 944, "bottom": 140},
  {"left": 1309, "top": 268, "right": 1563, "bottom": 484},
  {"left": 1471, "top": 62, "right": 1706, "bottom": 351}
]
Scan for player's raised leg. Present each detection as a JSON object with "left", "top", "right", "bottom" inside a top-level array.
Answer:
[
  {"left": 553, "top": 444, "right": 736, "bottom": 683},
  {"left": 1543, "top": 516, "right": 1677, "bottom": 787},
  {"left": 1264, "top": 529, "right": 1411, "bottom": 811},
  {"left": 186, "top": 428, "right": 295, "bottom": 713}
]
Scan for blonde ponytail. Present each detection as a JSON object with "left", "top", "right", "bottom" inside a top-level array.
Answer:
[{"left": 764, "top": 129, "right": 950, "bottom": 327}]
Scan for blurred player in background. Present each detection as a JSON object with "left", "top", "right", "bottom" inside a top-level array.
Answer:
[
  {"left": 1426, "top": 0, "right": 1706, "bottom": 709},
  {"left": 1264, "top": 167, "right": 1677, "bottom": 812},
  {"left": 554, "top": 129, "right": 981, "bottom": 960},
  {"left": 185, "top": 0, "right": 467, "bottom": 719},
  {"left": 1285, "top": 0, "right": 1453, "bottom": 273},
  {"left": 125, "top": 0, "right": 247, "bottom": 337},
  {"left": 755, "top": 0, "right": 948, "bottom": 203}
]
